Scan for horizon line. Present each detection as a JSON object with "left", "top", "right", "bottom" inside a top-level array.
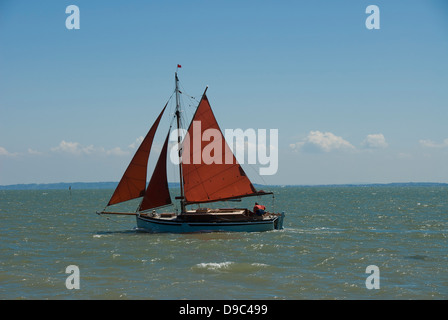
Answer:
[{"left": 1, "top": 181, "right": 447, "bottom": 190}]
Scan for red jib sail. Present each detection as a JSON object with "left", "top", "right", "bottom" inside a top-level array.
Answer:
[
  {"left": 138, "top": 131, "right": 172, "bottom": 211},
  {"left": 181, "top": 94, "right": 259, "bottom": 204},
  {"left": 107, "top": 105, "right": 167, "bottom": 206}
]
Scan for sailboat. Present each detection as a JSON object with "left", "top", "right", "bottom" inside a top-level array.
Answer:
[{"left": 98, "top": 70, "right": 285, "bottom": 233}]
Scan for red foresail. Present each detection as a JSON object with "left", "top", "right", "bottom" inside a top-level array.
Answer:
[
  {"left": 181, "top": 94, "right": 258, "bottom": 204},
  {"left": 139, "top": 131, "right": 172, "bottom": 211},
  {"left": 107, "top": 105, "right": 167, "bottom": 206}
]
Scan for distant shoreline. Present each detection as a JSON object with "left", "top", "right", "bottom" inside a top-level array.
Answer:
[{"left": 0, "top": 181, "right": 447, "bottom": 190}]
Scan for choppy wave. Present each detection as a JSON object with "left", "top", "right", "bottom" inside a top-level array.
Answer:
[
  {"left": 192, "top": 261, "right": 271, "bottom": 273},
  {"left": 1, "top": 186, "right": 448, "bottom": 299},
  {"left": 193, "top": 261, "right": 234, "bottom": 271}
]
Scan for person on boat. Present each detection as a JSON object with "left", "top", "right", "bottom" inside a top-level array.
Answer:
[{"left": 253, "top": 202, "right": 266, "bottom": 216}]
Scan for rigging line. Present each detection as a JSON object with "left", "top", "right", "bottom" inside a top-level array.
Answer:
[
  {"left": 167, "top": 97, "right": 177, "bottom": 118},
  {"left": 244, "top": 161, "right": 268, "bottom": 186},
  {"left": 183, "top": 98, "right": 197, "bottom": 126},
  {"left": 96, "top": 212, "right": 134, "bottom": 230},
  {"left": 177, "top": 83, "right": 199, "bottom": 127},
  {"left": 162, "top": 90, "right": 176, "bottom": 116},
  {"left": 168, "top": 109, "right": 177, "bottom": 128},
  {"left": 179, "top": 82, "right": 200, "bottom": 103},
  {"left": 166, "top": 89, "right": 176, "bottom": 102},
  {"left": 139, "top": 202, "right": 174, "bottom": 213}
]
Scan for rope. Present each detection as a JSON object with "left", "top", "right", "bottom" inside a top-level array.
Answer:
[{"left": 96, "top": 212, "right": 134, "bottom": 230}]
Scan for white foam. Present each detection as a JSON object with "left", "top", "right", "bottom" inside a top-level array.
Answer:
[{"left": 195, "top": 261, "right": 233, "bottom": 270}]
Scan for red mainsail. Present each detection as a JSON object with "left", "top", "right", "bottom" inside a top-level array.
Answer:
[
  {"left": 181, "top": 94, "right": 258, "bottom": 204},
  {"left": 107, "top": 105, "right": 166, "bottom": 206},
  {"left": 139, "top": 131, "right": 172, "bottom": 211}
]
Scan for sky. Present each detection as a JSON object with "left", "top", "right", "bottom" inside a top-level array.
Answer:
[{"left": 1, "top": 0, "right": 448, "bottom": 186}]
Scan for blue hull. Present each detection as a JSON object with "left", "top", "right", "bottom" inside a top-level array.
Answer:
[{"left": 136, "top": 212, "right": 285, "bottom": 233}]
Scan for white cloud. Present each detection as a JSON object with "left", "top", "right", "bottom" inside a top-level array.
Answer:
[
  {"left": 128, "top": 136, "right": 144, "bottom": 149},
  {"left": 28, "top": 148, "right": 43, "bottom": 155},
  {"left": 51, "top": 141, "right": 94, "bottom": 155},
  {"left": 0, "top": 146, "right": 17, "bottom": 157},
  {"left": 362, "top": 134, "right": 388, "bottom": 149},
  {"left": 51, "top": 140, "right": 129, "bottom": 156},
  {"left": 290, "top": 131, "right": 355, "bottom": 153},
  {"left": 419, "top": 138, "right": 448, "bottom": 148},
  {"left": 397, "top": 152, "right": 411, "bottom": 159},
  {"left": 106, "top": 147, "right": 129, "bottom": 156}
]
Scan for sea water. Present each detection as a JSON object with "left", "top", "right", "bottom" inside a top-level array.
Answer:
[{"left": 0, "top": 185, "right": 447, "bottom": 299}]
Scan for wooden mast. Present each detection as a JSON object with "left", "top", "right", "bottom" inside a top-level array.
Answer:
[{"left": 175, "top": 72, "right": 186, "bottom": 213}]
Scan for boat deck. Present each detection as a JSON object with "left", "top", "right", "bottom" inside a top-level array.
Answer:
[
  {"left": 135, "top": 208, "right": 286, "bottom": 232},
  {"left": 139, "top": 207, "right": 276, "bottom": 223}
]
